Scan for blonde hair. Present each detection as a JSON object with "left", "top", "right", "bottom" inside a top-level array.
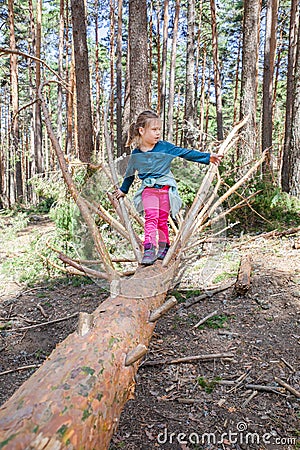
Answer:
[{"left": 126, "top": 110, "right": 160, "bottom": 147}]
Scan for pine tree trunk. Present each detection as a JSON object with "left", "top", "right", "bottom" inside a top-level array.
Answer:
[
  {"left": 57, "top": 0, "right": 64, "bottom": 149},
  {"left": 34, "top": 0, "right": 43, "bottom": 174},
  {"left": 129, "top": 0, "right": 150, "bottom": 120},
  {"left": 109, "top": 0, "right": 115, "bottom": 146},
  {"left": 160, "top": 0, "right": 169, "bottom": 138},
  {"left": 65, "top": 0, "right": 73, "bottom": 157},
  {"left": 8, "top": 0, "right": 23, "bottom": 202},
  {"left": 167, "top": 0, "right": 180, "bottom": 142},
  {"left": 184, "top": 0, "right": 195, "bottom": 146},
  {"left": 194, "top": 0, "right": 203, "bottom": 130},
  {"left": 199, "top": 43, "right": 207, "bottom": 147},
  {"left": 70, "top": 0, "right": 94, "bottom": 163},
  {"left": 233, "top": 34, "right": 242, "bottom": 126},
  {"left": 0, "top": 101, "right": 5, "bottom": 208},
  {"left": 237, "top": 0, "right": 261, "bottom": 171},
  {"left": 281, "top": 0, "right": 299, "bottom": 192},
  {"left": 155, "top": 0, "right": 161, "bottom": 115},
  {"left": 116, "top": 0, "right": 123, "bottom": 156},
  {"left": 210, "top": 0, "right": 223, "bottom": 141},
  {"left": 262, "top": 0, "right": 278, "bottom": 172},
  {"left": 149, "top": 1, "right": 153, "bottom": 103},
  {"left": 288, "top": 8, "right": 300, "bottom": 198},
  {"left": 122, "top": 47, "right": 131, "bottom": 154}
]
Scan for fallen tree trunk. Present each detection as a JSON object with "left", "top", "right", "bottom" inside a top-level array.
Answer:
[
  {"left": 0, "top": 82, "right": 255, "bottom": 448},
  {"left": 0, "top": 262, "right": 178, "bottom": 449}
]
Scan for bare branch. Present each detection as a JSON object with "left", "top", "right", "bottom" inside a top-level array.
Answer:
[
  {"left": 39, "top": 85, "right": 118, "bottom": 280},
  {"left": 0, "top": 47, "right": 69, "bottom": 89},
  {"left": 58, "top": 253, "right": 109, "bottom": 280}
]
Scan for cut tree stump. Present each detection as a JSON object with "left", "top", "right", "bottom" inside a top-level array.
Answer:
[
  {"left": 0, "top": 261, "right": 178, "bottom": 450},
  {"left": 234, "top": 254, "right": 252, "bottom": 295}
]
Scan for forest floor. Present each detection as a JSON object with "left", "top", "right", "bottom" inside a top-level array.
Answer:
[{"left": 0, "top": 215, "right": 299, "bottom": 450}]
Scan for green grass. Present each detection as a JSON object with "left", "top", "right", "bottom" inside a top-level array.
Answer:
[
  {"left": 197, "top": 376, "right": 222, "bottom": 393},
  {"left": 197, "top": 314, "right": 230, "bottom": 330},
  {"left": 169, "top": 289, "right": 203, "bottom": 304}
]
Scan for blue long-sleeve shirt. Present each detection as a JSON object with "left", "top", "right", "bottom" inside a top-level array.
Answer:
[{"left": 119, "top": 140, "right": 210, "bottom": 194}]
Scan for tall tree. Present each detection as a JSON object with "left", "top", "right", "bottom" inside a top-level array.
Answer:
[
  {"left": 65, "top": 0, "right": 73, "bottom": 157},
  {"left": 167, "top": 0, "right": 180, "bottom": 141},
  {"left": 28, "top": 0, "right": 37, "bottom": 202},
  {"left": 70, "top": 0, "right": 94, "bottom": 163},
  {"left": 128, "top": 0, "right": 150, "bottom": 120},
  {"left": 155, "top": 0, "right": 162, "bottom": 114},
  {"left": 8, "top": 0, "right": 23, "bottom": 202},
  {"left": 210, "top": 0, "right": 223, "bottom": 141},
  {"left": 160, "top": 0, "right": 169, "bottom": 137},
  {"left": 237, "top": 0, "right": 261, "bottom": 170},
  {"left": 57, "top": 0, "right": 65, "bottom": 149},
  {"left": 184, "top": 0, "right": 196, "bottom": 145},
  {"left": 262, "top": 0, "right": 278, "bottom": 172},
  {"left": 199, "top": 43, "right": 207, "bottom": 147},
  {"left": 116, "top": 0, "right": 123, "bottom": 155},
  {"left": 286, "top": 5, "right": 300, "bottom": 197},
  {"left": 109, "top": 0, "right": 115, "bottom": 145},
  {"left": 34, "top": 0, "right": 43, "bottom": 174},
  {"left": 281, "top": 0, "right": 299, "bottom": 192}
]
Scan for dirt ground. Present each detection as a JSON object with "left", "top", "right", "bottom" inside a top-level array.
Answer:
[{"left": 0, "top": 217, "right": 299, "bottom": 450}]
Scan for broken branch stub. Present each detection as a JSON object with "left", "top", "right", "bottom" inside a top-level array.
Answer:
[
  {"left": 235, "top": 254, "right": 252, "bottom": 295},
  {"left": 148, "top": 296, "right": 177, "bottom": 322},
  {"left": 125, "top": 344, "right": 148, "bottom": 366}
]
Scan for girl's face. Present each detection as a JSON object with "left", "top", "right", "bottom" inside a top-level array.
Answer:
[{"left": 139, "top": 119, "right": 161, "bottom": 148}]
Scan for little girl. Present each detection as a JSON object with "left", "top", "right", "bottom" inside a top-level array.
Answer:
[{"left": 116, "top": 110, "right": 222, "bottom": 265}]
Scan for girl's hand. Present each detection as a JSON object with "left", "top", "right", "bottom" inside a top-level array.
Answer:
[
  {"left": 210, "top": 153, "right": 223, "bottom": 166},
  {"left": 115, "top": 188, "right": 126, "bottom": 200}
]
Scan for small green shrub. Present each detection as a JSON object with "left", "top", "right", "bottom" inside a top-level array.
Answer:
[
  {"left": 197, "top": 314, "right": 229, "bottom": 329},
  {"left": 220, "top": 176, "right": 300, "bottom": 232},
  {"left": 197, "top": 376, "right": 222, "bottom": 393}
]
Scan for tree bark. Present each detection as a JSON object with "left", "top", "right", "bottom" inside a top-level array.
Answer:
[
  {"left": 167, "top": 0, "right": 180, "bottom": 142},
  {"left": 160, "top": 0, "right": 169, "bottom": 138},
  {"left": 199, "top": 42, "right": 207, "bottom": 147},
  {"left": 262, "top": 0, "right": 278, "bottom": 172},
  {"left": 281, "top": 0, "right": 299, "bottom": 192},
  {"left": 184, "top": 0, "right": 195, "bottom": 146},
  {"left": 238, "top": 0, "right": 261, "bottom": 172},
  {"left": 34, "top": 0, "right": 43, "bottom": 174},
  {"left": 288, "top": 9, "right": 300, "bottom": 198},
  {"left": 57, "top": 0, "right": 64, "bottom": 149},
  {"left": 116, "top": 0, "right": 123, "bottom": 156},
  {"left": 109, "top": 0, "right": 115, "bottom": 146},
  {"left": 65, "top": 0, "right": 73, "bottom": 157},
  {"left": 70, "top": 0, "right": 94, "bottom": 163},
  {"left": 0, "top": 263, "right": 178, "bottom": 450},
  {"left": 210, "top": 0, "right": 223, "bottom": 141},
  {"left": 128, "top": 0, "right": 150, "bottom": 120},
  {"left": 8, "top": 0, "right": 23, "bottom": 202},
  {"left": 155, "top": 0, "right": 161, "bottom": 114}
]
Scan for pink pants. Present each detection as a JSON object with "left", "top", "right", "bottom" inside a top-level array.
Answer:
[{"left": 142, "top": 187, "right": 170, "bottom": 247}]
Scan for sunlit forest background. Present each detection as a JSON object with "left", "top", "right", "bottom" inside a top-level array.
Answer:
[{"left": 0, "top": 0, "right": 299, "bottom": 229}]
